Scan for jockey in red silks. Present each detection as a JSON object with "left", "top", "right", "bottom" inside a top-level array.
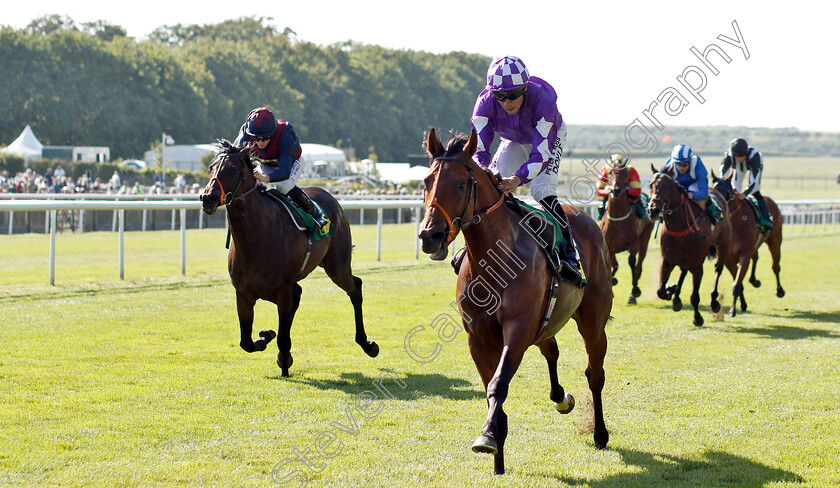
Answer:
[{"left": 595, "top": 154, "right": 648, "bottom": 220}]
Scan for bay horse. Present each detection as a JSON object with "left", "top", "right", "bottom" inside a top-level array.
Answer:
[
  {"left": 418, "top": 129, "right": 612, "bottom": 475},
  {"left": 647, "top": 165, "right": 730, "bottom": 326},
  {"left": 199, "top": 140, "right": 378, "bottom": 376},
  {"left": 711, "top": 171, "right": 785, "bottom": 316},
  {"left": 599, "top": 161, "right": 654, "bottom": 305}
]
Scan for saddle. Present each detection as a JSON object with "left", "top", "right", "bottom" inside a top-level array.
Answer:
[{"left": 265, "top": 188, "right": 333, "bottom": 241}]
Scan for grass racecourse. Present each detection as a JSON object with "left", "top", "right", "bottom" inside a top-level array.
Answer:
[{"left": 1, "top": 222, "right": 839, "bottom": 487}]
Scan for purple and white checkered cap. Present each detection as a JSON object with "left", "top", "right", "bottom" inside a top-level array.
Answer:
[{"left": 486, "top": 56, "right": 530, "bottom": 91}]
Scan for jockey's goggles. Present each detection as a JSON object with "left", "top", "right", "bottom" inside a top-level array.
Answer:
[
  {"left": 491, "top": 86, "right": 527, "bottom": 101},
  {"left": 675, "top": 160, "right": 691, "bottom": 167},
  {"left": 253, "top": 135, "right": 271, "bottom": 142}
]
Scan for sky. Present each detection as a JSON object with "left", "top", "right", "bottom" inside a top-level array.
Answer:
[{"left": 4, "top": 0, "right": 840, "bottom": 134}]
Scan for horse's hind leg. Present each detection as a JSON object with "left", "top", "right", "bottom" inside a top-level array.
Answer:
[
  {"left": 275, "top": 284, "right": 301, "bottom": 377},
  {"left": 574, "top": 308, "right": 609, "bottom": 449},
  {"left": 767, "top": 230, "right": 785, "bottom": 297},
  {"left": 538, "top": 338, "right": 574, "bottom": 413},
  {"left": 323, "top": 255, "right": 379, "bottom": 358},
  {"left": 730, "top": 255, "right": 750, "bottom": 317},
  {"left": 236, "top": 291, "right": 276, "bottom": 353}
]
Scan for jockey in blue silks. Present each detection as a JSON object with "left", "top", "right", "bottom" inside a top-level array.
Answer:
[{"left": 662, "top": 144, "right": 720, "bottom": 223}]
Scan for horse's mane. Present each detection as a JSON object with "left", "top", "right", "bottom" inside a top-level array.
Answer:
[{"left": 210, "top": 139, "right": 254, "bottom": 168}]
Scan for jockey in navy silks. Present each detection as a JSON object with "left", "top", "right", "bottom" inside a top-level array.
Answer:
[{"left": 234, "top": 107, "right": 328, "bottom": 228}]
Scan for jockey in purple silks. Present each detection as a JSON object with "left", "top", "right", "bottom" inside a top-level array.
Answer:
[{"left": 470, "top": 56, "right": 583, "bottom": 286}]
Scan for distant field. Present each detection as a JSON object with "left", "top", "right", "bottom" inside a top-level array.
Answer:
[
  {"left": 1, "top": 224, "right": 839, "bottom": 487},
  {"left": 560, "top": 156, "right": 840, "bottom": 201}
]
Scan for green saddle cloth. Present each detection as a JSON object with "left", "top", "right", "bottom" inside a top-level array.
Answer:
[
  {"left": 745, "top": 195, "right": 772, "bottom": 228},
  {"left": 513, "top": 198, "right": 563, "bottom": 253},
  {"left": 267, "top": 189, "right": 334, "bottom": 241}
]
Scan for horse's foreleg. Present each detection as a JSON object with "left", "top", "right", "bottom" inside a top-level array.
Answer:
[
  {"left": 610, "top": 252, "right": 619, "bottom": 286},
  {"left": 748, "top": 251, "right": 761, "bottom": 288},
  {"left": 627, "top": 251, "right": 638, "bottom": 304},
  {"left": 274, "top": 285, "right": 301, "bottom": 377},
  {"left": 657, "top": 259, "right": 675, "bottom": 301},
  {"left": 576, "top": 309, "right": 609, "bottom": 450},
  {"left": 236, "top": 292, "right": 273, "bottom": 352},
  {"left": 672, "top": 268, "right": 688, "bottom": 312},
  {"left": 471, "top": 340, "right": 527, "bottom": 476},
  {"left": 690, "top": 268, "right": 704, "bottom": 326},
  {"left": 710, "top": 258, "right": 725, "bottom": 314},
  {"left": 538, "top": 338, "right": 574, "bottom": 413}
]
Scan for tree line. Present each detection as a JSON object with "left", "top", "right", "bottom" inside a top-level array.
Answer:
[
  {"left": 2, "top": 15, "right": 838, "bottom": 166},
  {"left": 0, "top": 16, "right": 489, "bottom": 162}
]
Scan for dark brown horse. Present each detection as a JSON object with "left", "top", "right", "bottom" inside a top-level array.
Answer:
[
  {"left": 711, "top": 172, "right": 785, "bottom": 316},
  {"left": 199, "top": 140, "right": 378, "bottom": 376},
  {"left": 647, "top": 166, "right": 730, "bottom": 326},
  {"left": 418, "top": 129, "right": 612, "bottom": 475},
  {"left": 599, "top": 161, "right": 654, "bottom": 305}
]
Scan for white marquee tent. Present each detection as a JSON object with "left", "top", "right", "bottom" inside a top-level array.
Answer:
[{"left": 0, "top": 125, "right": 43, "bottom": 163}]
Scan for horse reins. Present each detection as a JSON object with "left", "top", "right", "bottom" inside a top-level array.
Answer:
[
  {"left": 652, "top": 173, "right": 703, "bottom": 237},
  {"left": 427, "top": 156, "right": 506, "bottom": 244}
]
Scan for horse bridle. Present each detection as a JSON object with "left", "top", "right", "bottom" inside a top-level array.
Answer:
[
  {"left": 209, "top": 152, "right": 259, "bottom": 206},
  {"left": 649, "top": 172, "right": 685, "bottom": 216},
  {"left": 426, "top": 156, "right": 506, "bottom": 244}
]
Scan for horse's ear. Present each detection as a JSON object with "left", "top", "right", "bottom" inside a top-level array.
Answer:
[
  {"left": 711, "top": 169, "right": 719, "bottom": 183},
  {"left": 725, "top": 170, "right": 733, "bottom": 183},
  {"left": 465, "top": 129, "right": 478, "bottom": 157},
  {"left": 651, "top": 163, "right": 658, "bottom": 174},
  {"left": 426, "top": 128, "right": 443, "bottom": 157}
]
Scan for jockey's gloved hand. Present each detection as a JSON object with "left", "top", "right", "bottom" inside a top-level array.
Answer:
[{"left": 253, "top": 163, "right": 271, "bottom": 182}]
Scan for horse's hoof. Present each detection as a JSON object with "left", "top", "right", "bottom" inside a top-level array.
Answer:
[
  {"left": 471, "top": 434, "right": 498, "bottom": 455},
  {"left": 277, "top": 352, "right": 293, "bottom": 375},
  {"left": 627, "top": 295, "right": 636, "bottom": 305},
  {"left": 632, "top": 287, "right": 642, "bottom": 298},
  {"left": 750, "top": 278, "right": 761, "bottom": 288},
  {"left": 672, "top": 299, "right": 682, "bottom": 312},
  {"left": 777, "top": 287, "right": 785, "bottom": 298},
  {"left": 365, "top": 342, "right": 380, "bottom": 358},
  {"left": 711, "top": 301, "right": 721, "bottom": 313},
  {"left": 729, "top": 307, "right": 737, "bottom": 318},
  {"left": 611, "top": 277, "right": 618, "bottom": 286},
  {"left": 740, "top": 302, "right": 747, "bottom": 312},
  {"left": 554, "top": 392, "right": 575, "bottom": 414},
  {"left": 259, "top": 330, "right": 277, "bottom": 342},
  {"left": 693, "top": 315, "right": 704, "bottom": 327},
  {"left": 594, "top": 429, "right": 609, "bottom": 450}
]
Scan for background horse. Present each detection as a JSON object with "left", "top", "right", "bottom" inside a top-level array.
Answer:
[
  {"left": 199, "top": 140, "right": 378, "bottom": 376},
  {"left": 599, "top": 162, "right": 654, "bottom": 305},
  {"left": 418, "top": 129, "right": 612, "bottom": 475},
  {"left": 647, "top": 166, "right": 730, "bottom": 326},
  {"left": 711, "top": 171, "right": 785, "bottom": 316}
]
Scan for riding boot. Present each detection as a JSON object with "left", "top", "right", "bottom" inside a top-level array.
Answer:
[
  {"left": 754, "top": 192, "right": 772, "bottom": 233},
  {"left": 539, "top": 196, "right": 585, "bottom": 287},
  {"left": 287, "top": 186, "right": 329, "bottom": 229},
  {"left": 597, "top": 197, "right": 607, "bottom": 220}
]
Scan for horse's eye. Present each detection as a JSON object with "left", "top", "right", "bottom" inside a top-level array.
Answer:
[{"left": 457, "top": 182, "right": 466, "bottom": 191}]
